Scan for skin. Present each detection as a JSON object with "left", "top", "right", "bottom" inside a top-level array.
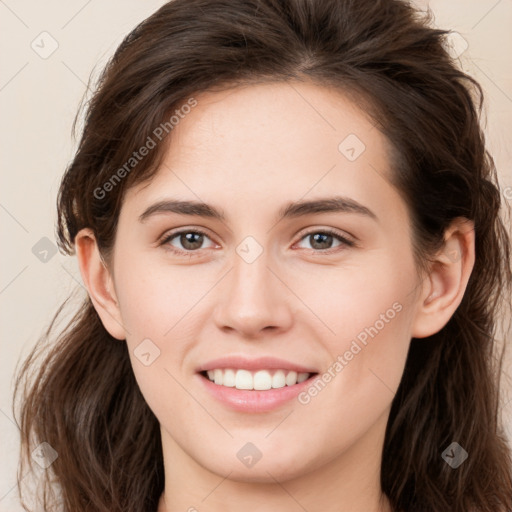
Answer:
[{"left": 75, "top": 81, "right": 475, "bottom": 512}]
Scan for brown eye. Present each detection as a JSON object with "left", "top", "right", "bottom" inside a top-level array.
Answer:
[
  {"left": 160, "top": 229, "right": 216, "bottom": 256},
  {"left": 176, "top": 232, "right": 205, "bottom": 250},
  {"left": 295, "top": 229, "right": 355, "bottom": 252}
]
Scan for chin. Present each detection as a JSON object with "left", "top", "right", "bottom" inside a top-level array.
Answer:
[{"left": 195, "top": 442, "right": 318, "bottom": 484}]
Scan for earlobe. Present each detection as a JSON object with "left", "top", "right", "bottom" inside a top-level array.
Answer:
[
  {"left": 75, "top": 228, "right": 126, "bottom": 340},
  {"left": 411, "top": 218, "right": 475, "bottom": 339}
]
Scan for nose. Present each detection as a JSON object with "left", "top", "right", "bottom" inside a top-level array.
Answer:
[{"left": 212, "top": 247, "right": 294, "bottom": 339}]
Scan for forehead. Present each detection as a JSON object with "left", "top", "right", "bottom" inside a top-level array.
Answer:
[
  {"left": 166, "top": 81, "right": 383, "bottom": 168},
  {"left": 124, "top": 81, "right": 401, "bottom": 225}
]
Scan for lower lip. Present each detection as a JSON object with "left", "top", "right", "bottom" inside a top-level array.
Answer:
[{"left": 197, "top": 373, "right": 317, "bottom": 413}]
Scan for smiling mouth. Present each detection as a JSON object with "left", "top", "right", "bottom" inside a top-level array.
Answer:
[{"left": 200, "top": 368, "right": 318, "bottom": 390}]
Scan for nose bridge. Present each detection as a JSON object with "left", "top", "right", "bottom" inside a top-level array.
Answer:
[
  {"left": 231, "top": 237, "right": 276, "bottom": 311},
  {"left": 213, "top": 235, "right": 292, "bottom": 335},
  {"left": 233, "top": 239, "right": 270, "bottom": 296}
]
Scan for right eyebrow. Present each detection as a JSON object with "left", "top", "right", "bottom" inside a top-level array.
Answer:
[{"left": 139, "top": 199, "right": 226, "bottom": 223}]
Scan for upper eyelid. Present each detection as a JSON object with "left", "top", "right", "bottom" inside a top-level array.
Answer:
[
  {"left": 295, "top": 226, "right": 355, "bottom": 243},
  {"left": 159, "top": 227, "right": 216, "bottom": 247}
]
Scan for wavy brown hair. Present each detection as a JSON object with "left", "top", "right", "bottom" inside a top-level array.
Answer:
[{"left": 13, "top": 0, "right": 512, "bottom": 511}]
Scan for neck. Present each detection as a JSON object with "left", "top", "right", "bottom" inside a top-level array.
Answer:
[{"left": 157, "top": 479, "right": 392, "bottom": 512}]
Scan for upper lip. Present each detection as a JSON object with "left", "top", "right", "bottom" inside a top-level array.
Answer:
[{"left": 196, "top": 356, "right": 318, "bottom": 374}]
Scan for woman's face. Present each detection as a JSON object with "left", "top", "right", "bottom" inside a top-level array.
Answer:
[{"left": 106, "top": 81, "right": 426, "bottom": 483}]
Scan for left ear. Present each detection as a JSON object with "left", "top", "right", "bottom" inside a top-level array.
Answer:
[{"left": 411, "top": 217, "right": 475, "bottom": 339}]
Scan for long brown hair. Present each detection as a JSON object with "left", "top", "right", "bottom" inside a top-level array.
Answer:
[{"left": 13, "top": 1, "right": 512, "bottom": 511}]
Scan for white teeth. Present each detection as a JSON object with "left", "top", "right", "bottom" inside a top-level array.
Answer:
[
  {"left": 235, "top": 369, "right": 253, "bottom": 390},
  {"left": 272, "top": 370, "right": 286, "bottom": 389},
  {"left": 204, "top": 368, "right": 312, "bottom": 390},
  {"left": 214, "top": 369, "right": 223, "bottom": 385},
  {"left": 253, "top": 370, "right": 272, "bottom": 390},
  {"left": 222, "top": 369, "right": 236, "bottom": 387},
  {"left": 285, "top": 371, "right": 297, "bottom": 386}
]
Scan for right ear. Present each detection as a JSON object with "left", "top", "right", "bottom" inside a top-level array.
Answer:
[{"left": 74, "top": 228, "right": 126, "bottom": 340}]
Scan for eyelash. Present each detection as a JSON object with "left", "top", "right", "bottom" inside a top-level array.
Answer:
[{"left": 159, "top": 228, "right": 356, "bottom": 258}]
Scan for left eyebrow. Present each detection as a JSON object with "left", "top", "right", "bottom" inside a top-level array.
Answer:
[
  {"left": 277, "top": 196, "right": 377, "bottom": 222},
  {"left": 138, "top": 196, "right": 378, "bottom": 223}
]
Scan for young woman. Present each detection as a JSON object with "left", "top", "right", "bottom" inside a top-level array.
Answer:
[{"left": 14, "top": 0, "right": 512, "bottom": 511}]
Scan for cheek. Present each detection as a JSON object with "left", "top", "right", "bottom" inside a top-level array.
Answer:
[
  {"left": 297, "top": 248, "right": 417, "bottom": 397},
  {"left": 294, "top": 287, "right": 414, "bottom": 455},
  {"left": 112, "top": 259, "right": 217, "bottom": 399},
  {"left": 113, "top": 264, "right": 199, "bottom": 420},
  {"left": 114, "top": 255, "right": 211, "bottom": 340},
  {"left": 295, "top": 245, "right": 416, "bottom": 342}
]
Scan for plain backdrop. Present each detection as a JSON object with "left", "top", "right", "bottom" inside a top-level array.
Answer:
[{"left": 1, "top": 1, "right": 511, "bottom": 510}]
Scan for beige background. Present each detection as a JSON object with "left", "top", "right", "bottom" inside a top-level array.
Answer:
[{"left": 1, "top": 1, "right": 511, "bottom": 509}]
